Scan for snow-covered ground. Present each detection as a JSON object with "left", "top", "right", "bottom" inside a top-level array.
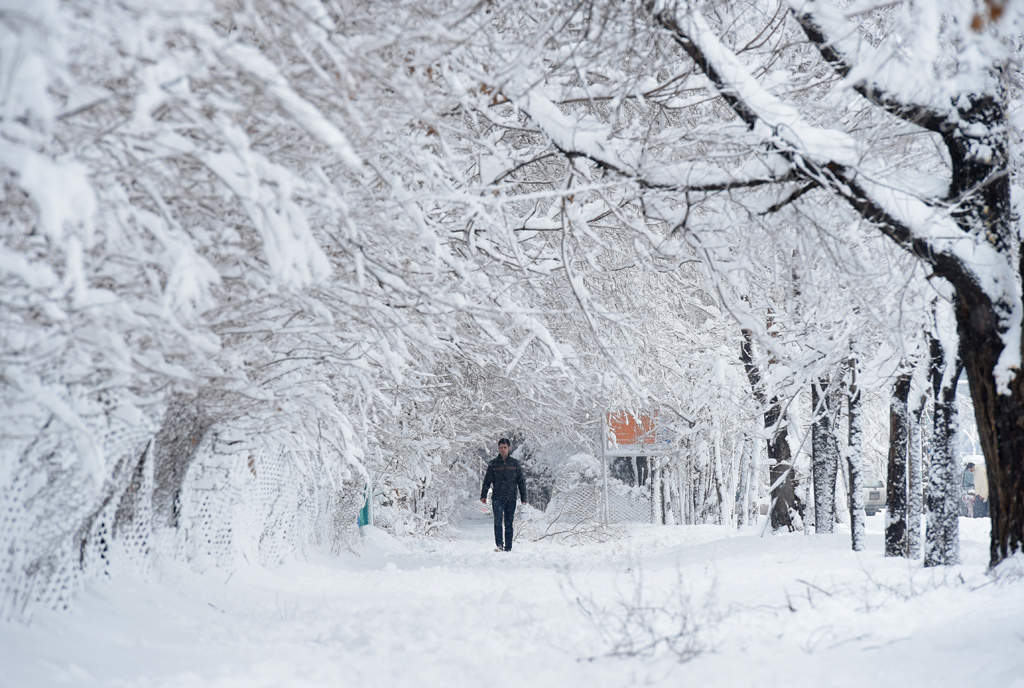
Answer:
[{"left": 3, "top": 513, "right": 1022, "bottom": 688}]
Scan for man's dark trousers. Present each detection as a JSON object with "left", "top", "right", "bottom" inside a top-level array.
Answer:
[{"left": 492, "top": 499, "right": 516, "bottom": 551}]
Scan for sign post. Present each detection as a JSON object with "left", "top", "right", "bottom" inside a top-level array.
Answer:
[{"left": 602, "top": 411, "right": 672, "bottom": 525}]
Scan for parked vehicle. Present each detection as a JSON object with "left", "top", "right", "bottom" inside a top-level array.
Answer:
[
  {"left": 959, "top": 456, "right": 986, "bottom": 517},
  {"left": 863, "top": 478, "right": 885, "bottom": 516}
]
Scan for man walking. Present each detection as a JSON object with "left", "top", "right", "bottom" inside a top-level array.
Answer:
[{"left": 480, "top": 438, "right": 527, "bottom": 552}]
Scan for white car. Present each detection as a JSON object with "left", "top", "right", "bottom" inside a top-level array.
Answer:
[{"left": 863, "top": 478, "right": 885, "bottom": 516}]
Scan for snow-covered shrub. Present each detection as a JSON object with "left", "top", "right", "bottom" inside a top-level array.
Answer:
[
  {"left": 368, "top": 442, "right": 479, "bottom": 539},
  {"left": 553, "top": 453, "right": 603, "bottom": 493}
]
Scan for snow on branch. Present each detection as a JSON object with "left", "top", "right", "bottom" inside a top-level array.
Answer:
[
  {"left": 647, "top": 3, "right": 1011, "bottom": 295},
  {"left": 511, "top": 88, "right": 795, "bottom": 193},
  {"left": 648, "top": 1, "right": 1022, "bottom": 392},
  {"left": 218, "top": 39, "right": 365, "bottom": 174},
  {"left": 787, "top": 0, "right": 952, "bottom": 132}
]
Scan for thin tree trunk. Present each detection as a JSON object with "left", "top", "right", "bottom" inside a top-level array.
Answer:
[
  {"left": 908, "top": 387, "right": 927, "bottom": 559},
  {"left": 650, "top": 457, "right": 657, "bottom": 524},
  {"left": 811, "top": 376, "right": 841, "bottom": 534},
  {"left": 660, "top": 465, "right": 668, "bottom": 525},
  {"left": 749, "top": 436, "right": 760, "bottom": 526},
  {"left": 727, "top": 438, "right": 742, "bottom": 527},
  {"left": 690, "top": 465, "right": 696, "bottom": 524},
  {"left": 737, "top": 437, "right": 752, "bottom": 528},
  {"left": 651, "top": 458, "right": 666, "bottom": 525},
  {"left": 767, "top": 407, "right": 798, "bottom": 530},
  {"left": 847, "top": 355, "right": 865, "bottom": 552},
  {"left": 664, "top": 466, "right": 671, "bottom": 524},
  {"left": 696, "top": 451, "right": 704, "bottom": 524},
  {"left": 680, "top": 461, "right": 691, "bottom": 525},
  {"left": 713, "top": 434, "right": 727, "bottom": 525},
  {"left": 741, "top": 330, "right": 799, "bottom": 531},
  {"left": 925, "top": 324, "right": 963, "bottom": 566},
  {"left": 886, "top": 372, "right": 912, "bottom": 557}
]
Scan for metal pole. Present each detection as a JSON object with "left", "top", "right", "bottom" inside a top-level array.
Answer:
[
  {"left": 651, "top": 457, "right": 658, "bottom": 524},
  {"left": 602, "top": 415, "right": 610, "bottom": 526}
]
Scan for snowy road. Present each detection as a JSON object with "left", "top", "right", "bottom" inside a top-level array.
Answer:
[{"left": 3, "top": 515, "right": 1023, "bottom": 688}]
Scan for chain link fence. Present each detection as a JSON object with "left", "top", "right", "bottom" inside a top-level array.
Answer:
[
  {"left": 2, "top": 415, "right": 365, "bottom": 619},
  {"left": 517, "top": 479, "right": 654, "bottom": 543}
]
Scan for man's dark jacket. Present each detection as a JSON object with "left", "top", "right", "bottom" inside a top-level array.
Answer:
[{"left": 481, "top": 455, "right": 527, "bottom": 503}]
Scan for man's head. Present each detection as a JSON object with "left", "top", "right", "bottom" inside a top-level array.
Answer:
[
  {"left": 498, "top": 438, "right": 510, "bottom": 458},
  {"left": 967, "top": 462, "right": 976, "bottom": 472}
]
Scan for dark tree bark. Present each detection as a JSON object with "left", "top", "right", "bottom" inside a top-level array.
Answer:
[
  {"left": 811, "top": 376, "right": 841, "bottom": 534},
  {"left": 925, "top": 328, "right": 964, "bottom": 567},
  {"left": 741, "top": 329, "right": 800, "bottom": 531},
  {"left": 847, "top": 355, "right": 865, "bottom": 552},
  {"left": 886, "top": 373, "right": 912, "bottom": 557},
  {"left": 766, "top": 414, "right": 799, "bottom": 531},
  {"left": 936, "top": 93, "right": 1024, "bottom": 568}
]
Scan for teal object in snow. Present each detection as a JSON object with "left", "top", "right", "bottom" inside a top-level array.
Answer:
[{"left": 357, "top": 479, "right": 372, "bottom": 527}]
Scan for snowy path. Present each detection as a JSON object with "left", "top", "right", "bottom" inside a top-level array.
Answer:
[{"left": 3, "top": 516, "right": 1023, "bottom": 688}]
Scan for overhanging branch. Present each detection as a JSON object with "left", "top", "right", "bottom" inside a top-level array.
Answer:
[
  {"left": 788, "top": 1, "right": 949, "bottom": 133},
  {"left": 648, "top": 2, "right": 981, "bottom": 293}
]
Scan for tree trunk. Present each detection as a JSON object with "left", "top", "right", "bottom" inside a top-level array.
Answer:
[
  {"left": 847, "top": 355, "right": 866, "bottom": 552},
  {"left": 908, "top": 388, "right": 927, "bottom": 559},
  {"left": 886, "top": 372, "right": 912, "bottom": 557},
  {"left": 665, "top": 465, "right": 676, "bottom": 525},
  {"left": 767, "top": 411, "right": 800, "bottom": 531},
  {"left": 651, "top": 458, "right": 666, "bottom": 525},
  {"left": 748, "top": 436, "right": 760, "bottom": 525},
  {"left": 680, "top": 460, "right": 691, "bottom": 525},
  {"left": 737, "top": 437, "right": 753, "bottom": 528},
  {"left": 939, "top": 92, "right": 1023, "bottom": 567},
  {"left": 663, "top": 464, "right": 671, "bottom": 524},
  {"left": 741, "top": 330, "right": 800, "bottom": 531},
  {"left": 811, "top": 376, "right": 841, "bottom": 534},
  {"left": 954, "top": 296, "right": 1024, "bottom": 567},
  {"left": 925, "top": 325, "right": 963, "bottom": 567},
  {"left": 712, "top": 436, "right": 727, "bottom": 525}
]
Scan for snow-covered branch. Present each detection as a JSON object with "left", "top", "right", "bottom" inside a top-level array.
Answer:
[
  {"left": 648, "top": 2, "right": 1012, "bottom": 303},
  {"left": 512, "top": 89, "right": 796, "bottom": 193},
  {"left": 787, "top": 0, "right": 951, "bottom": 132}
]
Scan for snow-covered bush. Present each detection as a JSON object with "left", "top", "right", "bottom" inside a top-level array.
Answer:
[{"left": 554, "top": 453, "right": 603, "bottom": 493}]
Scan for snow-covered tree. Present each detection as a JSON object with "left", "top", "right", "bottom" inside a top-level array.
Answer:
[{"left": 926, "top": 302, "right": 963, "bottom": 566}]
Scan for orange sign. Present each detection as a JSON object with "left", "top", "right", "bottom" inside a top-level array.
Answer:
[{"left": 606, "top": 411, "right": 658, "bottom": 446}]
